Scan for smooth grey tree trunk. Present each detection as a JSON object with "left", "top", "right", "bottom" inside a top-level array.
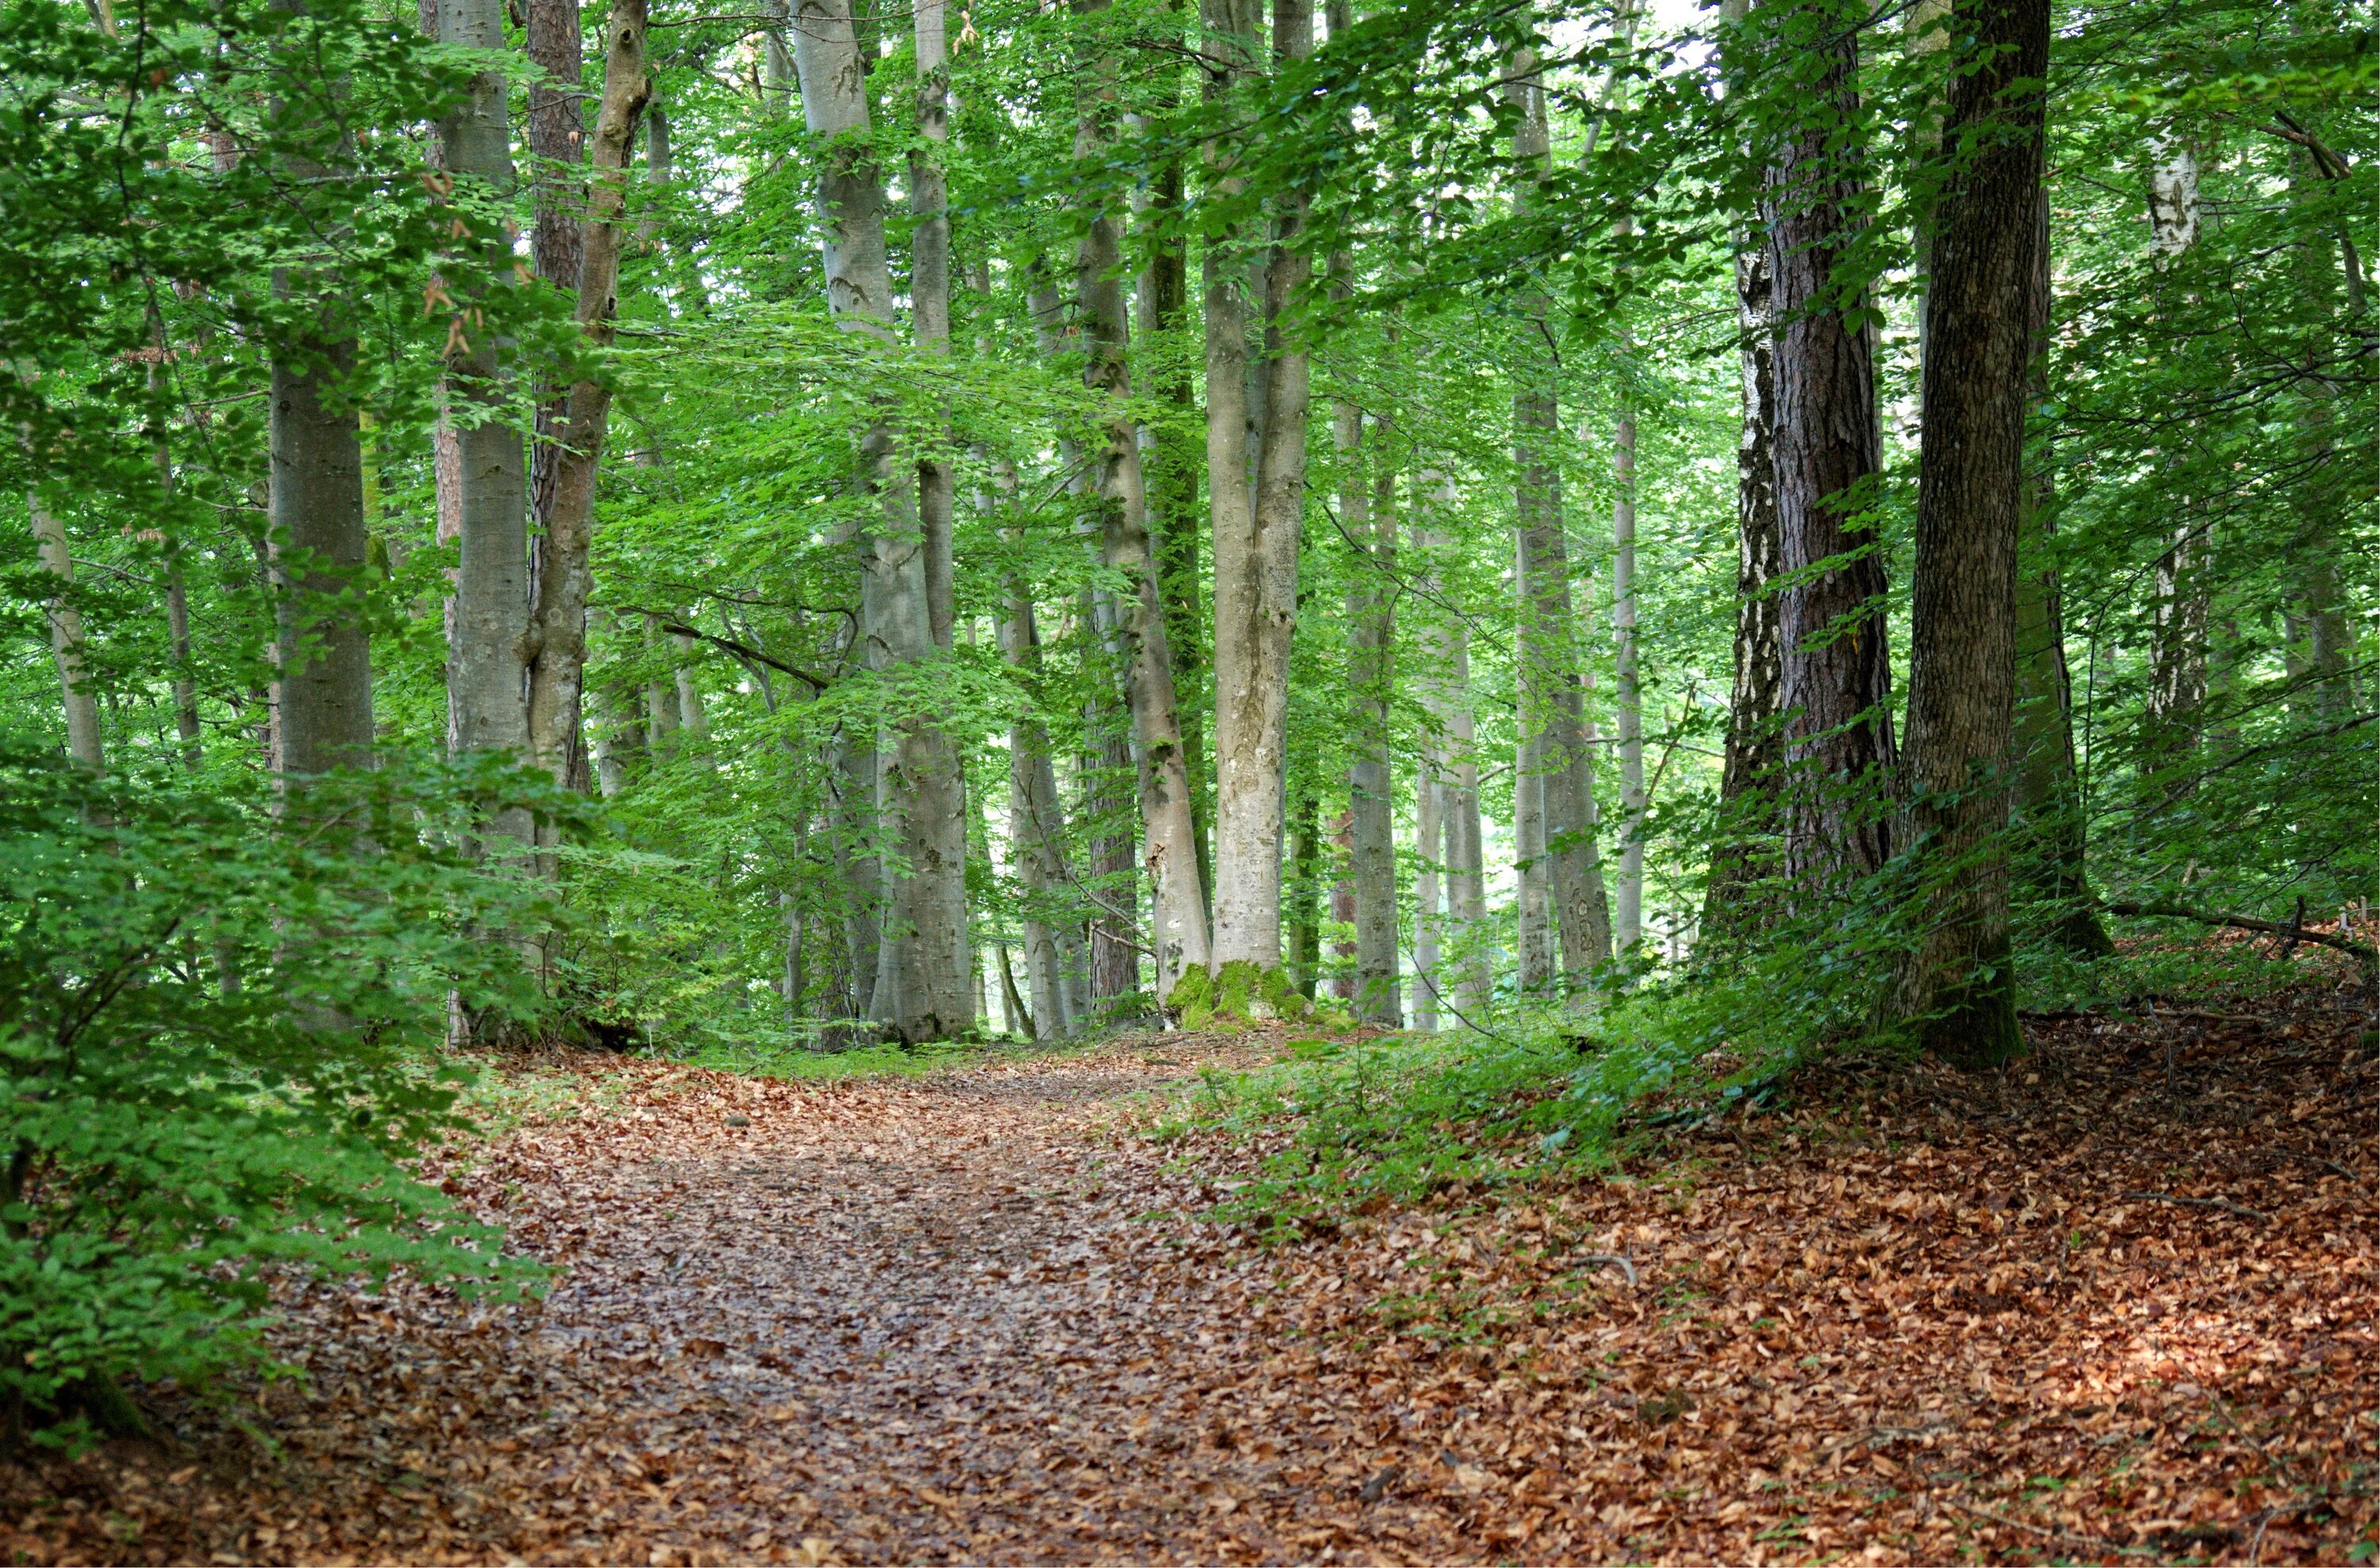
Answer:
[
  {"left": 1894, "top": 0, "right": 2046, "bottom": 1069},
  {"left": 1336, "top": 395, "right": 1399, "bottom": 1024},
  {"left": 1611, "top": 398, "right": 1644, "bottom": 952},
  {"left": 29, "top": 495, "right": 102, "bottom": 769},
  {"left": 436, "top": 0, "right": 532, "bottom": 832},
  {"left": 1000, "top": 594, "right": 1078, "bottom": 1039},
  {"left": 270, "top": 344, "right": 374, "bottom": 778},
  {"left": 793, "top": 0, "right": 969, "bottom": 1040},
  {"left": 1075, "top": 16, "right": 1213, "bottom": 999},
  {"left": 1508, "top": 45, "right": 1612, "bottom": 999},
  {"left": 1206, "top": 0, "right": 1301, "bottom": 972},
  {"left": 1411, "top": 759, "right": 1443, "bottom": 1031},
  {"left": 1415, "top": 481, "right": 1490, "bottom": 1018}
]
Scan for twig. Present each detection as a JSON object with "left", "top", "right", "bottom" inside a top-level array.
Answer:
[
  {"left": 2271, "top": 1151, "right": 2358, "bottom": 1183},
  {"left": 1577, "top": 1252, "right": 1637, "bottom": 1286},
  {"left": 2103, "top": 901, "right": 2377, "bottom": 968},
  {"left": 1938, "top": 1496, "right": 2127, "bottom": 1551},
  {"left": 2210, "top": 1393, "right": 2301, "bottom": 1490},
  {"left": 2120, "top": 1189, "right": 2271, "bottom": 1222}
]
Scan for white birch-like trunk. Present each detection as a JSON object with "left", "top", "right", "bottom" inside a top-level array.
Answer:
[
  {"left": 1612, "top": 402, "right": 1645, "bottom": 951},
  {"left": 1411, "top": 759, "right": 1443, "bottom": 1031},
  {"left": 29, "top": 495, "right": 102, "bottom": 769},
  {"left": 2143, "top": 129, "right": 2207, "bottom": 771}
]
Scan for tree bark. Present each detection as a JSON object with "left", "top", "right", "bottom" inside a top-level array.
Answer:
[
  {"left": 1415, "top": 478, "right": 1490, "bottom": 1017},
  {"left": 525, "top": 0, "right": 650, "bottom": 792},
  {"left": 1766, "top": 0, "right": 1896, "bottom": 897},
  {"left": 524, "top": 0, "right": 584, "bottom": 598},
  {"left": 27, "top": 493, "right": 102, "bottom": 769},
  {"left": 270, "top": 341, "right": 374, "bottom": 778},
  {"left": 1702, "top": 205, "right": 1783, "bottom": 940},
  {"left": 1411, "top": 751, "right": 1443, "bottom": 1031},
  {"left": 2140, "top": 131, "right": 2208, "bottom": 786},
  {"left": 913, "top": 0, "right": 955, "bottom": 651},
  {"left": 999, "top": 585, "right": 1081, "bottom": 1038},
  {"left": 1508, "top": 45, "right": 1612, "bottom": 998},
  {"left": 2010, "top": 190, "right": 2113, "bottom": 957},
  {"left": 435, "top": 0, "right": 532, "bottom": 832},
  {"left": 793, "top": 0, "right": 969, "bottom": 1040},
  {"left": 1075, "top": 6, "right": 1213, "bottom": 997},
  {"left": 1134, "top": 85, "right": 1213, "bottom": 914},
  {"left": 1211, "top": 0, "right": 1311, "bottom": 971},
  {"left": 1337, "top": 390, "right": 1399, "bottom": 1024},
  {"left": 1896, "top": 0, "right": 2047, "bottom": 1068},
  {"left": 1612, "top": 395, "right": 1644, "bottom": 953}
]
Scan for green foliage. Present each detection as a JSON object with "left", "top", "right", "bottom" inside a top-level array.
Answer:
[
  {"left": 1168, "top": 960, "right": 1353, "bottom": 1032},
  {"left": 0, "top": 746, "right": 557, "bottom": 1436}
]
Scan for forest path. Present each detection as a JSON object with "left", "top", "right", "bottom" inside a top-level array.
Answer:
[
  {"left": 7, "top": 1009, "right": 2376, "bottom": 1566},
  {"left": 452, "top": 1036, "right": 1331, "bottom": 1565}
]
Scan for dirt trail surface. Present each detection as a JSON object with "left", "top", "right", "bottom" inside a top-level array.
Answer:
[{"left": 4, "top": 1011, "right": 2374, "bottom": 1566}]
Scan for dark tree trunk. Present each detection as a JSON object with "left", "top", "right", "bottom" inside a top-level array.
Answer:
[
  {"left": 1289, "top": 785, "right": 1321, "bottom": 999},
  {"left": 1896, "top": 0, "right": 2049, "bottom": 1067},
  {"left": 2010, "top": 191, "right": 2113, "bottom": 958},
  {"left": 1765, "top": 4, "right": 1895, "bottom": 897}
]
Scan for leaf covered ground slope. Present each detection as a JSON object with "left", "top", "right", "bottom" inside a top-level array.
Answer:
[{"left": 4, "top": 1007, "right": 2374, "bottom": 1565}]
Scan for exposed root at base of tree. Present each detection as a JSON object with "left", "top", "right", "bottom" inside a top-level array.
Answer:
[{"left": 1, "top": 998, "right": 2371, "bottom": 1565}]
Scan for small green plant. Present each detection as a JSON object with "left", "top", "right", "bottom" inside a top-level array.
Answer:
[{"left": 0, "top": 745, "right": 553, "bottom": 1443}]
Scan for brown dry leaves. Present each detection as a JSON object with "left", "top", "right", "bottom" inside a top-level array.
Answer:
[{"left": 2, "top": 1000, "right": 2372, "bottom": 1566}]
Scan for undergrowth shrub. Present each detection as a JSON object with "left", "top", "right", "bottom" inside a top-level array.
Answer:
[{"left": 0, "top": 744, "right": 562, "bottom": 1444}]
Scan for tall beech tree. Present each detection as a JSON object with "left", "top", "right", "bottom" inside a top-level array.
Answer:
[
  {"left": 1763, "top": 0, "right": 1897, "bottom": 895},
  {"left": 793, "top": 0, "right": 969, "bottom": 1040},
  {"left": 1896, "top": 0, "right": 2049, "bottom": 1065}
]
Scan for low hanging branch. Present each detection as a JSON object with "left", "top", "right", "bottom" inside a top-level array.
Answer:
[{"left": 2102, "top": 901, "right": 2377, "bottom": 970}]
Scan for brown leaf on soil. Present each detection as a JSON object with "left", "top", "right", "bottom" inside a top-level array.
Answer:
[{"left": 1, "top": 997, "right": 2371, "bottom": 1566}]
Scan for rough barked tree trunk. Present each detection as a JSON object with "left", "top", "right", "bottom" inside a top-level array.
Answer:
[
  {"left": 1211, "top": 0, "right": 1311, "bottom": 971},
  {"left": 525, "top": 0, "right": 649, "bottom": 794},
  {"left": 524, "top": 0, "right": 584, "bottom": 666},
  {"left": 1766, "top": 0, "right": 1896, "bottom": 897},
  {"left": 793, "top": 0, "right": 969, "bottom": 1040},
  {"left": 1075, "top": 4, "right": 1212, "bottom": 998},
  {"left": 1895, "top": 0, "right": 2047, "bottom": 1068},
  {"left": 2010, "top": 190, "right": 2113, "bottom": 957},
  {"left": 435, "top": 0, "right": 532, "bottom": 840}
]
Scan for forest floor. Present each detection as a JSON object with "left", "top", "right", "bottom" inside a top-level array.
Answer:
[{"left": 4, "top": 988, "right": 2374, "bottom": 1566}]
